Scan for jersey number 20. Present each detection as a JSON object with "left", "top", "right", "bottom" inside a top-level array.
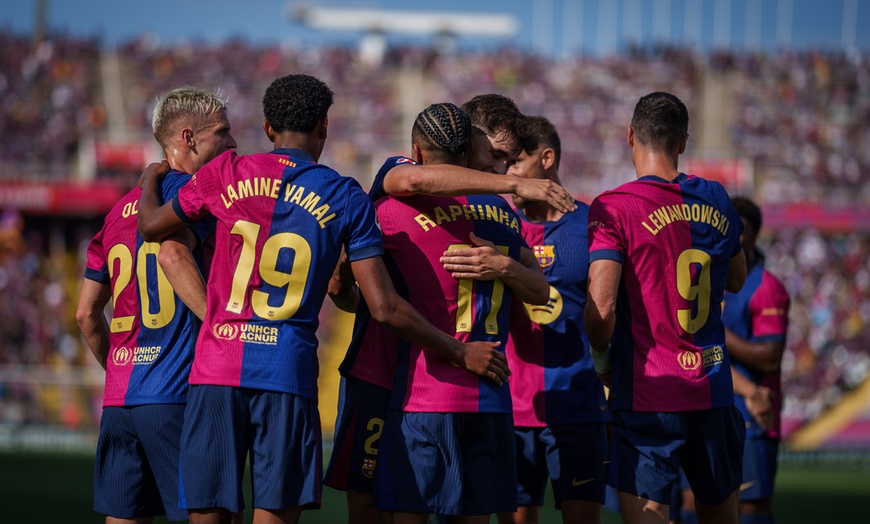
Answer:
[{"left": 107, "top": 242, "right": 175, "bottom": 333}]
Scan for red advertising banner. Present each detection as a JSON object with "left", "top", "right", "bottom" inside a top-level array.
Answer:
[{"left": 0, "top": 181, "right": 125, "bottom": 216}]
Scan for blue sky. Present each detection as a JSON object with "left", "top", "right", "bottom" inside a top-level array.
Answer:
[{"left": 0, "top": 0, "right": 867, "bottom": 56}]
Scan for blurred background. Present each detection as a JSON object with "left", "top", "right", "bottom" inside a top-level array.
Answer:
[{"left": 0, "top": 0, "right": 869, "bottom": 521}]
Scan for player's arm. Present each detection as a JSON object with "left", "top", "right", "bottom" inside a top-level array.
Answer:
[
  {"left": 731, "top": 365, "right": 774, "bottom": 430},
  {"left": 383, "top": 163, "right": 576, "bottom": 213},
  {"left": 584, "top": 259, "right": 623, "bottom": 386},
  {"left": 725, "top": 328, "right": 785, "bottom": 374},
  {"left": 726, "top": 249, "right": 747, "bottom": 293},
  {"left": 327, "top": 250, "right": 360, "bottom": 313},
  {"left": 138, "top": 160, "right": 187, "bottom": 242},
  {"left": 75, "top": 278, "right": 112, "bottom": 370},
  {"left": 439, "top": 232, "right": 549, "bottom": 305},
  {"left": 157, "top": 228, "right": 207, "bottom": 321},
  {"left": 351, "top": 255, "right": 511, "bottom": 385}
]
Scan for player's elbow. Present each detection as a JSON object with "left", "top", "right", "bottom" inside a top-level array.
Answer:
[
  {"left": 75, "top": 304, "right": 99, "bottom": 335},
  {"left": 157, "top": 241, "right": 187, "bottom": 271},
  {"left": 726, "top": 273, "right": 746, "bottom": 294},
  {"left": 367, "top": 293, "right": 403, "bottom": 325}
]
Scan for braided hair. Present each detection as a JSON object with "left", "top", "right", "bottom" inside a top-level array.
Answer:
[{"left": 411, "top": 102, "right": 471, "bottom": 161}]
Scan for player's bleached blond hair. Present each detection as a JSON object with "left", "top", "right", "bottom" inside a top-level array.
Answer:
[{"left": 151, "top": 86, "right": 228, "bottom": 148}]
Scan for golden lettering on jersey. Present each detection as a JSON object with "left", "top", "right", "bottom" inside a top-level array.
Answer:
[
  {"left": 702, "top": 345, "right": 725, "bottom": 368},
  {"left": 221, "top": 177, "right": 282, "bottom": 209},
  {"left": 761, "top": 307, "right": 786, "bottom": 316},
  {"left": 283, "top": 184, "right": 337, "bottom": 229},
  {"left": 413, "top": 204, "right": 520, "bottom": 233},
  {"left": 111, "top": 345, "right": 162, "bottom": 366},
  {"left": 641, "top": 203, "right": 730, "bottom": 237},
  {"left": 122, "top": 200, "right": 139, "bottom": 218},
  {"left": 239, "top": 324, "right": 279, "bottom": 346}
]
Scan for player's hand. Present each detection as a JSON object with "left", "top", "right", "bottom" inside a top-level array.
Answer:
[
  {"left": 440, "top": 232, "right": 509, "bottom": 280},
  {"left": 746, "top": 386, "right": 774, "bottom": 430},
  {"left": 456, "top": 340, "right": 510, "bottom": 385},
  {"left": 515, "top": 178, "right": 576, "bottom": 213},
  {"left": 138, "top": 159, "right": 171, "bottom": 188}
]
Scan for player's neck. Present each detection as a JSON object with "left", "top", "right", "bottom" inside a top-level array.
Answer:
[
  {"left": 523, "top": 200, "right": 563, "bottom": 223},
  {"left": 633, "top": 150, "right": 680, "bottom": 181},
  {"left": 272, "top": 132, "right": 323, "bottom": 162}
]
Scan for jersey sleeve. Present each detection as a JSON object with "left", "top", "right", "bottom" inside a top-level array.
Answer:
[
  {"left": 172, "top": 152, "right": 231, "bottom": 222},
  {"left": 162, "top": 172, "right": 216, "bottom": 247},
  {"left": 368, "top": 156, "right": 417, "bottom": 202},
  {"left": 344, "top": 181, "right": 385, "bottom": 262},
  {"left": 749, "top": 273, "right": 790, "bottom": 342},
  {"left": 83, "top": 229, "right": 109, "bottom": 283},
  {"left": 587, "top": 194, "right": 625, "bottom": 264}
]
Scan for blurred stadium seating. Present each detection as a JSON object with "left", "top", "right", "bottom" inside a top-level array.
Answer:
[{"left": 0, "top": 31, "right": 868, "bottom": 452}]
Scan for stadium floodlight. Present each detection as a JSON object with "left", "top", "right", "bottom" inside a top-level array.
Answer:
[{"left": 290, "top": 5, "right": 519, "bottom": 38}]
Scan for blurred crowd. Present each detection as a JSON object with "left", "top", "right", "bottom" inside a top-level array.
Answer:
[{"left": 0, "top": 33, "right": 868, "bottom": 440}]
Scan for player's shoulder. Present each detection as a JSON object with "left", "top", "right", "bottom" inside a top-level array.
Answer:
[{"left": 760, "top": 267, "right": 790, "bottom": 299}]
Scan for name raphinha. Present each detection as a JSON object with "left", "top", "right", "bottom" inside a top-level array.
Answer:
[{"left": 413, "top": 204, "right": 520, "bottom": 233}]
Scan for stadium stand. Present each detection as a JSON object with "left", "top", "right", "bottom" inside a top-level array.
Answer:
[{"left": 0, "top": 32, "right": 869, "bottom": 451}]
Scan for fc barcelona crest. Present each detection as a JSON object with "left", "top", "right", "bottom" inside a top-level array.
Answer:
[
  {"left": 361, "top": 458, "right": 376, "bottom": 478},
  {"left": 534, "top": 245, "right": 556, "bottom": 268}
]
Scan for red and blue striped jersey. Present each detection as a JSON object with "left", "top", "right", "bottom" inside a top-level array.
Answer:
[
  {"left": 507, "top": 202, "right": 608, "bottom": 427},
  {"left": 172, "top": 148, "right": 383, "bottom": 399},
  {"left": 723, "top": 251, "right": 789, "bottom": 439},
  {"left": 374, "top": 171, "right": 527, "bottom": 413},
  {"left": 587, "top": 174, "right": 743, "bottom": 412},
  {"left": 84, "top": 170, "right": 212, "bottom": 407}
]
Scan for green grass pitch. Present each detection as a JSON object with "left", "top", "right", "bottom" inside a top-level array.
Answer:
[{"left": 1, "top": 451, "right": 868, "bottom": 523}]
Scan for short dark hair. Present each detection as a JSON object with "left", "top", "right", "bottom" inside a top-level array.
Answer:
[
  {"left": 461, "top": 93, "right": 524, "bottom": 140},
  {"left": 630, "top": 92, "right": 689, "bottom": 154},
  {"left": 412, "top": 102, "right": 471, "bottom": 163},
  {"left": 263, "top": 74, "right": 334, "bottom": 134},
  {"left": 524, "top": 116, "right": 561, "bottom": 169},
  {"left": 731, "top": 196, "right": 762, "bottom": 233}
]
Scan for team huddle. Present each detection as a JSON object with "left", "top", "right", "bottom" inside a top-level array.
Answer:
[{"left": 76, "top": 74, "right": 790, "bottom": 524}]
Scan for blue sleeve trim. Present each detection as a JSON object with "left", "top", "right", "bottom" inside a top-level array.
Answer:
[
  {"left": 589, "top": 249, "right": 624, "bottom": 264},
  {"left": 347, "top": 243, "right": 385, "bottom": 262},
  {"left": 84, "top": 266, "right": 108, "bottom": 284},
  {"left": 171, "top": 198, "right": 194, "bottom": 224}
]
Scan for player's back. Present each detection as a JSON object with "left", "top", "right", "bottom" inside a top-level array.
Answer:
[
  {"left": 85, "top": 172, "right": 202, "bottom": 407},
  {"left": 588, "top": 173, "right": 743, "bottom": 412},
  {"left": 375, "top": 190, "right": 525, "bottom": 413},
  {"left": 174, "top": 148, "right": 383, "bottom": 399}
]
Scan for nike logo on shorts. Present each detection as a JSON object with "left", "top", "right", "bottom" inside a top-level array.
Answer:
[{"left": 572, "top": 478, "right": 596, "bottom": 487}]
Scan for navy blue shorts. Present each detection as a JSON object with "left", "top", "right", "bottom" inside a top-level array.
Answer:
[
  {"left": 514, "top": 423, "right": 607, "bottom": 508},
  {"left": 94, "top": 404, "right": 187, "bottom": 522},
  {"left": 609, "top": 406, "right": 745, "bottom": 505},
  {"left": 376, "top": 410, "right": 517, "bottom": 515},
  {"left": 323, "top": 376, "right": 391, "bottom": 493},
  {"left": 740, "top": 436, "right": 778, "bottom": 501},
  {"left": 179, "top": 385, "right": 322, "bottom": 512}
]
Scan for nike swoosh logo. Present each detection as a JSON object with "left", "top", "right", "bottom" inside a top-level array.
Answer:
[
  {"left": 740, "top": 481, "right": 756, "bottom": 491},
  {"left": 572, "top": 478, "right": 596, "bottom": 487}
]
